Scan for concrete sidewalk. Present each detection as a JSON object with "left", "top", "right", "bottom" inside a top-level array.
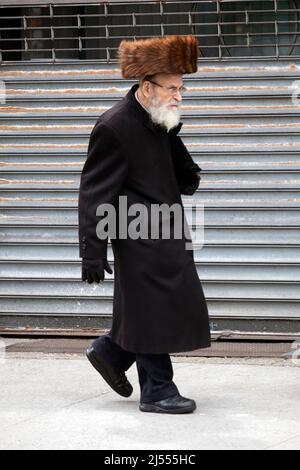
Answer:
[{"left": 0, "top": 342, "right": 299, "bottom": 450}]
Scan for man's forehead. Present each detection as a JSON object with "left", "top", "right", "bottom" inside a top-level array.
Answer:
[{"left": 154, "top": 73, "right": 183, "bottom": 85}]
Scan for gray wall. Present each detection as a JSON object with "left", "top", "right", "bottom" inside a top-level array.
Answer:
[{"left": 1, "top": 60, "right": 300, "bottom": 337}]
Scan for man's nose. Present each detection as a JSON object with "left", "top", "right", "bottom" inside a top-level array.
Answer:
[{"left": 174, "top": 92, "right": 182, "bottom": 102}]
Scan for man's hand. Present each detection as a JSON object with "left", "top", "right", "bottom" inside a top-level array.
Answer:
[
  {"left": 82, "top": 258, "right": 113, "bottom": 284},
  {"left": 179, "top": 162, "right": 202, "bottom": 195}
]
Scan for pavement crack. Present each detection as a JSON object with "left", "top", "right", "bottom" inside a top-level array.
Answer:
[{"left": 264, "top": 432, "right": 300, "bottom": 450}]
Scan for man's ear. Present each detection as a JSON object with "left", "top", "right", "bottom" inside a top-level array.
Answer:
[{"left": 141, "top": 80, "right": 151, "bottom": 99}]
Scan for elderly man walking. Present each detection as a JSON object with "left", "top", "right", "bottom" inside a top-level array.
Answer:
[{"left": 78, "top": 35, "right": 211, "bottom": 414}]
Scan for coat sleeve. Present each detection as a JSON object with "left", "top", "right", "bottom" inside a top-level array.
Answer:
[
  {"left": 168, "top": 122, "right": 202, "bottom": 196},
  {"left": 78, "top": 120, "right": 129, "bottom": 259}
]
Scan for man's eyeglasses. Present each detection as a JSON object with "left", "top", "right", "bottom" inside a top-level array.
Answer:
[{"left": 147, "top": 79, "right": 187, "bottom": 96}]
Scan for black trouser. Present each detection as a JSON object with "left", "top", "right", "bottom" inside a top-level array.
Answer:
[{"left": 91, "top": 333, "right": 179, "bottom": 403}]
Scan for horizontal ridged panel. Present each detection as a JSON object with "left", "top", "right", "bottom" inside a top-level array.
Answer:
[
  {"left": 1, "top": 226, "right": 300, "bottom": 244},
  {"left": 2, "top": 244, "right": 300, "bottom": 263},
  {"left": 1, "top": 190, "right": 300, "bottom": 208},
  {"left": 1, "top": 171, "right": 300, "bottom": 190},
  {"left": 1, "top": 261, "right": 300, "bottom": 282},
  {"left": 1, "top": 298, "right": 299, "bottom": 318},
  {"left": 1, "top": 279, "right": 300, "bottom": 301},
  {"left": 1, "top": 208, "right": 300, "bottom": 225}
]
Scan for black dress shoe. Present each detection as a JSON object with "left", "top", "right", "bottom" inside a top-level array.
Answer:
[
  {"left": 139, "top": 394, "right": 196, "bottom": 414},
  {"left": 86, "top": 347, "right": 133, "bottom": 397}
]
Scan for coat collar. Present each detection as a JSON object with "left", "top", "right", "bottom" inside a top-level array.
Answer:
[{"left": 124, "top": 83, "right": 183, "bottom": 136}]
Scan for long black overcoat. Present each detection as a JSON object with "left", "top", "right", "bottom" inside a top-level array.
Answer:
[{"left": 78, "top": 83, "right": 211, "bottom": 353}]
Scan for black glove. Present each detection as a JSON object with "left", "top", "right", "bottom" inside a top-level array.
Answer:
[
  {"left": 168, "top": 124, "right": 202, "bottom": 195},
  {"left": 82, "top": 258, "right": 113, "bottom": 284},
  {"left": 179, "top": 163, "right": 202, "bottom": 195}
]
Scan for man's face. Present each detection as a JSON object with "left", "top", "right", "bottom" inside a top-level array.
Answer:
[
  {"left": 145, "top": 73, "right": 184, "bottom": 131},
  {"left": 148, "top": 73, "right": 183, "bottom": 105}
]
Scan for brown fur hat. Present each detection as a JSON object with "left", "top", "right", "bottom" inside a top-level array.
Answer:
[{"left": 118, "top": 35, "right": 199, "bottom": 79}]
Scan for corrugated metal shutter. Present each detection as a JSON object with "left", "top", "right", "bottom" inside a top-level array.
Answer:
[{"left": 1, "top": 60, "right": 300, "bottom": 337}]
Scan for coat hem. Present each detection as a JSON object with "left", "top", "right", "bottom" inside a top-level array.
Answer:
[{"left": 109, "top": 334, "right": 211, "bottom": 355}]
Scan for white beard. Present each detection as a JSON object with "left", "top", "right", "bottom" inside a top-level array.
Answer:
[{"left": 148, "top": 96, "right": 181, "bottom": 132}]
